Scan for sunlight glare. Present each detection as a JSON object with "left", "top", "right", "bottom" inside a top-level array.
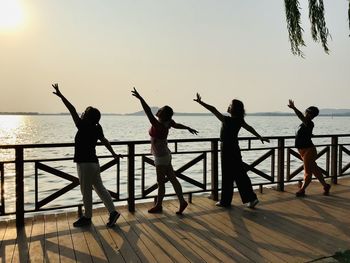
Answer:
[
  {"left": 0, "top": 0, "right": 24, "bottom": 30},
  {"left": 0, "top": 115, "right": 24, "bottom": 143}
]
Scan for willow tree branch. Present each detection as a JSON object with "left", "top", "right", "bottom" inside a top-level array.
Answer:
[
  {"left": 285, "top": 0, "right": 305, "bottom": 57},
  {"left": 308, "top": 0, "right": 330, "bottom": 54}
]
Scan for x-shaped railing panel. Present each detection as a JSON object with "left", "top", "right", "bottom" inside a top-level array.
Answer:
[
  {"left": 287, "top": 147, "right": 330, "bottom": 181},
  {"left": 35, "top": 158, "right": 119, "bottom": 210},
  {"left": 339, "top": 145, "right": 350, "bottom": 174},
  {"left": 141, "top": 153, "right": 207, "bottom": 197},
  {"left": 243, "top": 149, "right": 275, "bottom": 182}
]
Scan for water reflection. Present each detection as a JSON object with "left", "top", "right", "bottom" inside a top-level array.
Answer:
[{"left": 0, "top": 115, "right": 24, "bottom": 143}]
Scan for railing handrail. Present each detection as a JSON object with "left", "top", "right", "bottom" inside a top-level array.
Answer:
[
  {"left": 1, "top": 133, "right": 350, "bottom": 149},
  {"left": 1, "top": 134, "right": 350, "bottom": 228}
]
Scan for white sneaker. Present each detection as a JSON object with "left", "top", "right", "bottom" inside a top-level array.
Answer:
[{"left": 247, "top": 199, "right": 259, "bottom": 209}]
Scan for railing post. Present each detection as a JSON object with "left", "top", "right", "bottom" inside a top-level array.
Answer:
[
  {"left": 277, "top": 138, "right": 285, "bottom": 191},
  {"left": 0, "top": 163, "right": 4, "bottom": 215},
  {"left": 127, "top": 143, "right": 135, "bottom": 212},
  {"left": 211, "top": 140, "right": 219, "bottom": 201},
  {"left": 15, "top": 146, "right": 25, "bottom": 228},
  {"left": 331, "top": 136, "right": 338, "bottom": 184}
]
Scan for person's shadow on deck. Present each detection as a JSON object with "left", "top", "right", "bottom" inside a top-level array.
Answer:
[
  {"left": 236, "top": 193, "right": 350, "bottom": 260},
  {"left": 163, "top": 200, "right": 259, "bottom": 262},
  {"left": 183, "top": 200, "right": 308, "bottom": 262},
  {"left": 121, "top": 204, "right": 213, "bottom": 262}
]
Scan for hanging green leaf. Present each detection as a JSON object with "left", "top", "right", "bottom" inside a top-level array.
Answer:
[
  {"left": 308, "top": 0, "right": 330, "bottom": 53},
  {"left": 285, "top": 0, "right": 305, "bottom": 57}
]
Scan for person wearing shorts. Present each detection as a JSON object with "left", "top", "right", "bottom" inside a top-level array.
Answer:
[{"left": 132, "top": 87, "right": 198, "bottom": 214}]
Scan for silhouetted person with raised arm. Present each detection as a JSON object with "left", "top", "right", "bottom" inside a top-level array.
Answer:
[
  {"left": 194, "top": 93, "right": 269, "bottom": 208},
  {"left": 288, "top": 100, "right": 331, "bottom": 197},
  {"left": 52, "top": 83, "right": 121, "bottom": 227},
  {"left": 132, "top": 87, "right": 198, "bottom": 214}
]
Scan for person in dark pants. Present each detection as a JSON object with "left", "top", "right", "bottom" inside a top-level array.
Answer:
[
  {"left": 194, "top": 93, "right": 269, "bottom": 208},
  {"left": 52, "top": 83, "right": 122, "bottom": 227},
  {"left": 288, "top": 99, "right": 331, "bottom": 197}
]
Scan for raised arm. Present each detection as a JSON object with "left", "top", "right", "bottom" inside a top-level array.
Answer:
[
  {"left": 52, "top": 83, "right": 80, "bottom": 127},
  {"left": 171, "top": 122, "right": 198, "bottom": 135},
  {"left": 288, "top": 99, "right": 307, "bottom": 124},
  {"left": 194, "top": 93, "right": 225, "bottom": 122},
  {"left": 100, "top": 137, "right": 123, "bottom": 160},
  {"left": 131, "top": 87, "right": 158, "bottom": 126},
  {"left": 242, "top": 121, "right": 270, "bottom": 143}
]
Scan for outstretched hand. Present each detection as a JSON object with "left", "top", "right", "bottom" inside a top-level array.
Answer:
[
  {"left": 131, "top": 87, "right": 142, "bottom": 100},
  {"left": 188, "top": 127, "right": 199, "bottom": 135},
  {"left": 52, "top": 83, "right": 62, "bottom": 97},
  {"left": 287, "top": 99, "right": 295, "bottom": 109},
  {"left": 193, "top": 93, "right": 202, "bottom": 103}
]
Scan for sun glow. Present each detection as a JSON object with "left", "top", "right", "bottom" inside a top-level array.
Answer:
[
  {"left": 0, "top": 116, "right": 24, "bottom": 143},
  {"left": 0, "top": 0, "right": 24, "bottom": 31}
]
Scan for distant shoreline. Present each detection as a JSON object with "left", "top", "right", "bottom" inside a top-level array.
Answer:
[{"left": 2, "top": 111, "right": 350, "bottom": 117}]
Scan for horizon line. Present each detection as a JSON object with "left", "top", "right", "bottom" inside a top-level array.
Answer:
[{"left": 1, "top": 110, "right": 350, "bottom": 117}]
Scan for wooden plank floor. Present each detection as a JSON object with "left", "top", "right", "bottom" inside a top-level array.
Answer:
[{"left": 1, "top": 177, "right": 350, "bottom": 263}]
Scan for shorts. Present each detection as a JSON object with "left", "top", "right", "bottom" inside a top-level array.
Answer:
[{"left": 154, "top": 154, "right": 172, "bottom": 166}]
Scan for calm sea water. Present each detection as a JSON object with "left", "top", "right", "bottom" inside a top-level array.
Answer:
[
  {"left": 1, "top": 115, "right": 350, "bottom": 213},
  {"left": 2, "top": 114, "right": 350, "bottom": 145}
]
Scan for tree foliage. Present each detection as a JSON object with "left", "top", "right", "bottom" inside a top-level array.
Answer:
[
  {"left": 285, "top": 0, "right": 305, "bottom": 57},
  {"left": 308, "top": 0, "right": 330, "bottom": 53},
  {"left": 284, "top": 0, "right": 349, "bottom": 57}
]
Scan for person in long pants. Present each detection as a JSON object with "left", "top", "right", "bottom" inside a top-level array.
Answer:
[
  {"left": 52, "top": 83, "right": 122, "bottom": 227},
  {"left": 287, "top": 99, "right": 331, "bottom": 197},
  {"left": 194, "top": 93, "right": 269, "bottom": 208}
]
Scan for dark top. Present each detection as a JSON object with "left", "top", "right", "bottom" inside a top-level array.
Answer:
[
  {"left": 220, "top": 116, "right": 243, "bottom": 149},
  {"left": 295, "top": 120, "right": 314, "bottom": 149},
  {"left": 74, "top": 119, "right": 104, "bottom": 163}
]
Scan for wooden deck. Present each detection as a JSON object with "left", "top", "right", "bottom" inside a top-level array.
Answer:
[{"left": 1, "top": 178, "right": 350, "bottom": 263}]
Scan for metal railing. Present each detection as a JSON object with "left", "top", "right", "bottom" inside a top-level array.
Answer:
[{"left": 1, "top": 135, "right": 350, "bottom": 228}]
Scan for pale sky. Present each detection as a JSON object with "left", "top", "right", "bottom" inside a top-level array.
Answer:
[{"left": 0, "top": 0, "right": 349, "bottom": 114}]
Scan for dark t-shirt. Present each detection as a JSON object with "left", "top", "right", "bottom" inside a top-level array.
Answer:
[
  {"left": 220, "top": 116, "right": 243, "bottom": 148},
  {"left": 74, "top": 119, "right": 104, "bottom": 163},
  {"left": 295, "top": 121, "right": 314, "bottom": 149}
]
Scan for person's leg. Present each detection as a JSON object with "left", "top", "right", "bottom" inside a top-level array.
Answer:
[
  {"left": 91, "top": 163, "right": 116, "bottom": 214},
  {"left": 90, "top": 163, "right": 120, "bottom": 226},
  {"left": 307, "top": 147, "right": 331, "bottom": 195},
  {"left": 219, "top": 148, "right": 234, "bottom": 206},
  {"left": 307, "top": 147, "right": 327, "bottom": 186},
  {"left": 302, "top": 148, "right": 316, "bottom": 190},
  {"left": 297, "top": 148, "right": 313, "bottom": 195},
  {"left": 233, "top": 156, "right": 257, "bottom": 204},
  {"left": 166, "top": 165, "right": 185, "bottom": 202},
  {"left": 73, "top": 163, "right": 93, "bottom": 227},
  {"left": 312, "top": 166, "right": 327, "bottom": 186},
  {"left": 148, "top": 165, "right": 167, "bottom": 213},
  {"left": 166, "top": 164, "right": 188, "bottom": 214},
  {"left": 77, "top": 163, "right": 93, "bottom": 218}
]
